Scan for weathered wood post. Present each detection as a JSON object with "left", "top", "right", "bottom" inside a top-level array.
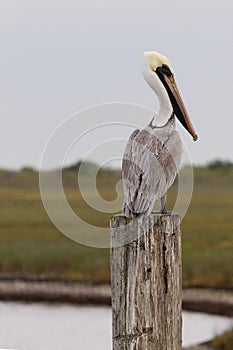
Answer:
[{"left": 110, "top": 213, "right": 182, "bottom": 350}]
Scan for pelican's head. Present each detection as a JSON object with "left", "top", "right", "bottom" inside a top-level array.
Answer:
[{"left": 141, "top": 51, "right": 198, "bottom": 141}]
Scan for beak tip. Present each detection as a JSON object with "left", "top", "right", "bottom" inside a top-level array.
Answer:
[{"left": 193, "top": 134, "right": 198, "bottom": 141}]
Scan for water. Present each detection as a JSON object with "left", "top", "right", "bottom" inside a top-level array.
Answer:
[{"left": 0, "top": 302, "right": 232, "bottom": 349}]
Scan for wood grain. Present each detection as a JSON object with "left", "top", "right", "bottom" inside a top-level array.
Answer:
[{"left": 111, "top": 213, "right": 182, "bottom": 350}]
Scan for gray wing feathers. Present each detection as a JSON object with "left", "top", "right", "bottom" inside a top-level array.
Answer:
[
  {"left": 122, "top": 128, "right": 182, "bottom": 218},
  {"left": 159, "top": 130, "right": 182, "bottom": 190}
]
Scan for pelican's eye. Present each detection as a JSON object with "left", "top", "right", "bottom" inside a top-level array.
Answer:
[{"left": 160, "top": 64, "right": 173, "bottom": 77}]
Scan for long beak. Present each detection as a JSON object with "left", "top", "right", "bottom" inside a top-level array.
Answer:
[{"left": 157, "top": 68, "right": 198, "bottom": 141}]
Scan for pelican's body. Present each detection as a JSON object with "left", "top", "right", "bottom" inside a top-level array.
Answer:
[
  {"left": 122, "top": 114, "right": 182, "bottom": 217},
  {"left": 122, "top": 51, "right": 197, "bottom": 218}
]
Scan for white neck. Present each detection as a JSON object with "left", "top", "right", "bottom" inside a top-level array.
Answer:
[
  {"left": 141, "top": 57, "right": 173, "bottom": 127},
  {"left": 155, "top": 89, "right": 173, "bottom": 127}
]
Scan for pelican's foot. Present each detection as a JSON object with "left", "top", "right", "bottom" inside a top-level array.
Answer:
[
  {"left": 160, "top": 208, "right": 172, "bottom": 215},
  {"left": 151, "top": 209, "right": 171, "bottom": 215}
]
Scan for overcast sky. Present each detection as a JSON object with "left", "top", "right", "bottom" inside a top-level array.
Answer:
[{"left": 1, "top": 0, "right": 233, "bottom": 170}]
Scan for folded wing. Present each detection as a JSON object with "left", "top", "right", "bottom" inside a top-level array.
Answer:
[{"left": 122, "top": 128, "right": 182, "bottom": 218}]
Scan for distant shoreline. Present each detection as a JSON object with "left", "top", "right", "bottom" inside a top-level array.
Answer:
[{"left": 0, "top": 279, "right": 232, "bottom": 317}]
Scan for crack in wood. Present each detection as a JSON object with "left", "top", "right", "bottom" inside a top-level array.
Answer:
[
  {"left": 114, "top": 327, "right": 153, "bottom": 341},
  {"left": 163, "top": 242, "right": 168, "bottom": 294}
]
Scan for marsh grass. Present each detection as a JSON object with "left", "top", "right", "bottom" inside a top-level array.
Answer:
[
  {"left": 211, "top": 328, "right": 233, "bottom": 349},
  {"left": 0, "top": 165, "right": 232, "bottom": 287}
]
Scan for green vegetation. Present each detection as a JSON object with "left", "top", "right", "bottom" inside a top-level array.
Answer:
[
  {"left": 181, "top": 162, "right": 233, "bottom": 288},
  {"left": 211, "top": 328, "right": 233, "bottom": 349},
  {"left": 0, "top": 161, "right": 232, "bottom": 287}
]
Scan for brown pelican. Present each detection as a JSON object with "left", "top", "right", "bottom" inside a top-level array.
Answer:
[{"left": 122, "top": 51, "right": 198, "bottom": 218}]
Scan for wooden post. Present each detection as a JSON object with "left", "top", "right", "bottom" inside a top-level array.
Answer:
[{"left": 110, "top": 213, "right": 182, "bottom": 350}]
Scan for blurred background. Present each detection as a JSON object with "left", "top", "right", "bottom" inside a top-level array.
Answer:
[{"left": 0, "top": 1, "right": 232, "bottom": 349}]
